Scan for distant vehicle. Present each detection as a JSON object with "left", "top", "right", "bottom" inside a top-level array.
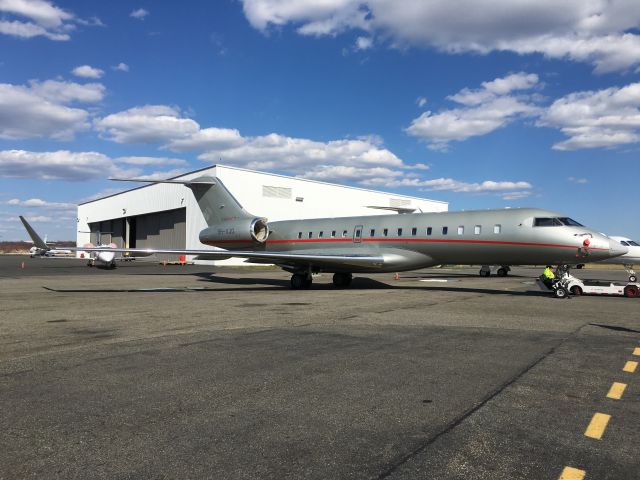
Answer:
[
  {"left": 599, "top": 236, "right": 640, "bottom": 282},
  {"left": 20, "top": 216, "right": 117, "bottom": 269},
  {"left": 34, "top": 175, "right": 626, "bottom": 289}
]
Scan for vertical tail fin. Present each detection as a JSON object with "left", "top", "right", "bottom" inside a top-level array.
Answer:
[
  {"left": 19, "top": 216, "right": 49, "bottom": 250},
  {"left": 109, "top": 175, "right": 256, "bottom": 227}
]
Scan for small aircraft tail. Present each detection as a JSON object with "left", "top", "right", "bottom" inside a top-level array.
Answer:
[
  {"left": 19, "top": 216, "right": 49, "bottom": 250},
  {"left": 110, "top": 176, "right": 256, "bottom": 227}
]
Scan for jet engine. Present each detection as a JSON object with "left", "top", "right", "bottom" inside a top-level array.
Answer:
[{"left": 199, "top": 217, "right": 270, "bottom": 247}]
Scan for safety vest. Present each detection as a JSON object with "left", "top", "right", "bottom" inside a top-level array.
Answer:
[{"left": 543, "top": 268, "right": 555, "bottom": 280}]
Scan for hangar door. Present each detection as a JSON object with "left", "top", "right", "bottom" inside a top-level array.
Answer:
[{"left": 132, "top": 208, "right": 186, "bottom": 262}]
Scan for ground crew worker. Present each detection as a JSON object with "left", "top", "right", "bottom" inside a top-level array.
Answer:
[{"left": 542, "top": 265, "right": 555, "bottom": 288}]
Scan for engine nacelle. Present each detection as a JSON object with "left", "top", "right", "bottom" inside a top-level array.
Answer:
[{"left": 199, "top": 217, "right": 269, "bottom": 247}]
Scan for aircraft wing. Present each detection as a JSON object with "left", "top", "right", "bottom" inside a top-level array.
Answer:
[{"left": 71, "top": 246, "right": 385, "bottom": 269}]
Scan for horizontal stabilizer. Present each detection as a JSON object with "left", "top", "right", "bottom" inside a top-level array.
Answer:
[
  {"left": 109, "top": 178, "right": 216, "bottom": 185},
  {"left": 365, "top": 206, "right": 417, "bottom": 214}
]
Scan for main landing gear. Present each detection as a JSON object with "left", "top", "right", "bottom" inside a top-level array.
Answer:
[
  {"left": 289, "top": 272, "right": 353, "bottom": 289},
  {"left": 332, "top": 272, "right": 352, "bottom": 288},
  {"left": 479, "top": 265, "right": 510, "bottom": 277},
  {"left": 290, "top": 273, "right": 312, "bottom": 290}
]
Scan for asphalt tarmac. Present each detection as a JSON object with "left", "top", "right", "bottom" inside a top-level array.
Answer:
[{"left": 1, "top": 255, "right": 638, "bottom": 479}]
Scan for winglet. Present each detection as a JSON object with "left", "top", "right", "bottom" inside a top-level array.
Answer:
[{"left": 19, "top": 216, "right": 49, "bottom": 250}]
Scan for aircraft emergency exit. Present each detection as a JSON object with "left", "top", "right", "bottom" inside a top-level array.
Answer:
[{"left": 51, "top": 175, "right": 625, "bottom": 289}]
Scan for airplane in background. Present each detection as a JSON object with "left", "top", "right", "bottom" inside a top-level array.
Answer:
[
  {"left": 20, "top": 216, "right": 118, "bottom": 269},
  {"left": 19, "top": 216, "right": 73, "bottom": 257},
  {"left": 39, "top": 175, "right": 626, "bottom": 289},
  {"left": 599, "top": 236, "right": 640, "bottom": 282}
]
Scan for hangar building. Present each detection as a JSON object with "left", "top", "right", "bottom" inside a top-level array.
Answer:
[{"left": 77, "top": 165, "right": 448, "bottom": 264}]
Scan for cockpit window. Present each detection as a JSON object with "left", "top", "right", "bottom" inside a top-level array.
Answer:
[
  {"left": 620, "top": 241, "right": 630, "bottom": 246},
  {"left": 628, "top": 240, "right": 639, "bottom": 246},
  {"left": 557, "top": 217, "right": 583, "bottom": 227},
  {"left": 534, "top": 217, "right": 583, "bottom": 227},
  {"left": 534, "top": 217, "right": 561, "bottom": 227}
]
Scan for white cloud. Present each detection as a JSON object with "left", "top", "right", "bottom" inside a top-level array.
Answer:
[
  {"left": 501, "top": 191, "right": 532, "bottom": 200},
  {"left": 0, "top": 150, "right": 138, "bottom": 180},
  {"left": 416, "top": 97, "right": 427, "bottom": 108},
  {"left": 28, "top": 79, "right": 105, "bottom": 103},
  {"left": 407, "top": 73, "right": 540, "bottom": 150},
  {"left": 0, "top": 82, "right": 95, "bottom": 140},
  {"left": 113, "top": 62, "right": 129, "bottom": 72},
  {"left": 94, "top": 105, "right": 200, "bottom": 144},
  {"left": 115, "top": 156, "right": 187, "bottom": 166},
  {"left": 0, "top": 0, "right": 75, "bottom": 40},
  {"left": 166, "top": 127, "right": 244, "bottom": 151},
  {"left": 241, "top": 0, "right": 640, "bottom": 72},
  {"left": 130, "top": 8, "right": 149, "bottom": 19},
  {"left": 134, "top": 168, "right": 189, "bottom": 181},
  {"left": 355, "top": 36, "right": 372, "bottom": 50},
  {"left": 538, "top": 82, "right": 640, "bottom": 150},
  {"left": 7, "top": 198, "right": 75, "bottom": 209},
  {"left": 568, "top": 177, "right": 589, "bottom": 184},
  {"left": 71, "top": 65, "right": 104, "bottom": 79},
  {"left": 299, "top": 165, "right": 403, "bottom": 182}
]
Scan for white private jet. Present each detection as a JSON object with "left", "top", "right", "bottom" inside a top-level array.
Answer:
[
  {"left": 20, "top": 216, "right": 118, "bottom": 269},
  {"left": 601, "top": 236, "right": 640, "bottom": 282}
]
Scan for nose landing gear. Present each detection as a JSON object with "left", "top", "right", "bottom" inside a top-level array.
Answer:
[{"left": 625, "top": 265, "right": 637, "bottom": 282}]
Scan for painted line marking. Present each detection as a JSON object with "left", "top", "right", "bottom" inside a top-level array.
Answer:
[
  {"left": 559, "top": 466, "right": 586, "bottom": 480},
  {"left": 584, "top": 412, "right": 611, "bottom": 439},
  {"left": 623, "top": 360, "right": 638, "bottom": 373},
  {"left": 606, "top": 382, "right": 627, "bottom": 400},
  {"left": 633, "top": 347, "right": 640, "bottom": 356}
]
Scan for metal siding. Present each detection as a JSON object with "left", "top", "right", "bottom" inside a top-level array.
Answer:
[
  {"left": 135, "top": 208, "right": 186, "bottom": 262},
  {"left": 77, "top": 165, "right": 448, "bottom": 265}
]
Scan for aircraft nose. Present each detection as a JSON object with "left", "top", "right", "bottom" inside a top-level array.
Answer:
[{"left": 609, "top": 239, "right": 628, "bottom": 258}]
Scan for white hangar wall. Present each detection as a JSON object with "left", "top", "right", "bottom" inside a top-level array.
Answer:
[{"left": 77, "top": 165, "right": 449, "bottom": 265}]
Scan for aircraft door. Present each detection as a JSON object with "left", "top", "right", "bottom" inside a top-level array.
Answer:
[{"left": 353, "top": 225, "right": 363, "bottom": 244}]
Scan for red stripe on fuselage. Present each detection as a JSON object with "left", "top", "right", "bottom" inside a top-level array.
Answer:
[{"left": 203, "top": 237, "right": 608, "bottom": 250}]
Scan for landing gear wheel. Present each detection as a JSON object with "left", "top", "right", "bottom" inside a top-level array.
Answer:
[
  {"left": 291, "top": 274, "right": 306, "bottom": 290},
  {"left": 554, "top": 287, "right": 568, "bottom": 298},
  {"left": 629, "top": 275, "right": 637, "bottom": 282},
  {"left": 570, "top": 286, "right": 583, "bottom": 296},
  {"left": 624, "top": 285, "right": 638, "bottom": 298},
  {"left": 479, "top": 269, "right": 490, "bottom": 277},
  {"left": 303, "top": 276, "right": 313, "bottom": 288},
  {"left": 332, "top": 272, "right": 353, "bottom": 288},
  {"left": 496, "top": 267, "right": 508, "bottom": 277}
]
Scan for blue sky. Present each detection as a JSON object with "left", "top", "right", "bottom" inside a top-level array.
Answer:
[{"left": 1, "top": 0, "right": 639, "bottom": 240}]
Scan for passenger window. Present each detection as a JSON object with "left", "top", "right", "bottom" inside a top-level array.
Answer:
[
  {"left": 370, "top": 229, "right": 375, "bottom": 237},
  {"left": 442, "top": 226, "right": 448, "bottom": 235},
  {"left": 397, "top": 228, "right": 403, "bottom": 236},
  {"left": 474, "top": 225, "right": 481, "bottom": 235},
  {"left": 494, "top": 224, "right": 501, "bottom": 234},
  {"left": 331, "top": 230, "right": 336, "bottom": 238},
  {"left": 426, "top": 227, "right": 432, "bottom": 236},
  {"left": 457, "top": 226, "right": 464, "bottom": 235},
  {"left": 383, "top": 228, "right": 388, "bottom": 237},
  {"left": 298, "top": 232, "right": 302, "bottom": 239},
  {"left": 342, "top": 230, "right": 348, "bottom": 238},
  {"left": 308, "top": 232, "right": 313, "bottom": 239},
  {"left": 319, "top": 231, "right": 323, "bottom": 238},
  {"left": 412, "top": 227, "right": 417, "bottom": 236}
]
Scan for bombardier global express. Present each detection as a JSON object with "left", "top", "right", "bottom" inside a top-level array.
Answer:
[{"left": 25, "top": 176, "right": 627, "bottom": 289}]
